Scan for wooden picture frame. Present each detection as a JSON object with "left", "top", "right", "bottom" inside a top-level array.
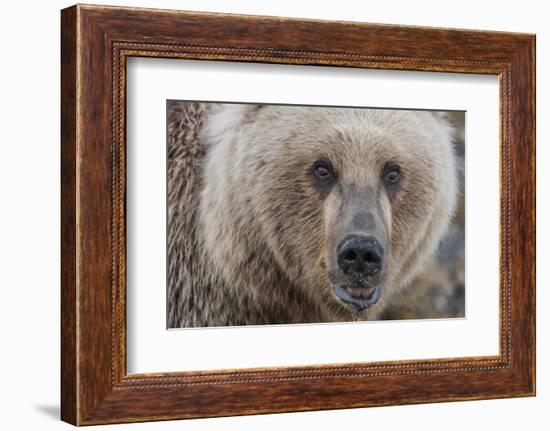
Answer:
[{"left": 61, "top": 4, "right": 536, "bottom": 425}]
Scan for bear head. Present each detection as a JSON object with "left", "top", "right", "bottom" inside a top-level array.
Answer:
[{"left": 199, "top": 104, "right": 458, "bottom": 322}]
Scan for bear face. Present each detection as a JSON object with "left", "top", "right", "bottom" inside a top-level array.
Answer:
[{"left": 199, "top": 104, "right": 457, "bottom": 322}]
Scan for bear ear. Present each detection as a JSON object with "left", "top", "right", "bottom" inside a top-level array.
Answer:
[
  {"left": 205, "top": 103, "right": 263, "bottom": 138},
  {"left": 202, "top": 103, "right": 264, "bottom": 149},
  {"left": 431, "top": 111, "right": 450, "bottom": 123},
  {"left": 431, "top": 111, "right": 460, "bottom": 143}
]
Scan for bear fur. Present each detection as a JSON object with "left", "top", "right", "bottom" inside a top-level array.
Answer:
[{"left": 167, "top": 102, "right": 457, "bottom": 328}]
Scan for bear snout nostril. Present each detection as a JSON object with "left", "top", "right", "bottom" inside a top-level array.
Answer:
[
  {"left": 337, "top": 235, "right": 384, "bottom": 278},
  {"left": 363, "top": 250, "right": 382, "bottom": 274},
  {"left": 342, "top": 249, "right": 357, "bottom": 263},
  {"left": 364, "top": 250, "right": 379, "bottom": 264}
]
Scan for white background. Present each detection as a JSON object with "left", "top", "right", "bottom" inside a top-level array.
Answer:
[
  {"left": 0, "top": 0, "right": 547, "bottom": 430},
  {"left": 127, "top": 59, "right": 500, "bottom": 373}
]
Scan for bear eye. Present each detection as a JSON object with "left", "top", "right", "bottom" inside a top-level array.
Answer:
[
  {"left": 313, "top": 160, "right": 333, "bottom": 180},
  {"left": 382, "top": 163, "right": 401, "bottom": 185}
]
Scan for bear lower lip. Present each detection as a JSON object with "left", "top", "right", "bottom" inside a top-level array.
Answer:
[
  {"left": 345, "top": 286, "right": 376, "bottom": 299},
  {"left": 333, "top": 285, "right": 381, "bottom": 311}
]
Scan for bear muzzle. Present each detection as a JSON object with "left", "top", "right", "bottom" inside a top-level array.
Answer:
[{"left": 330, "top": 235, "right": 385, "bottom": 312}]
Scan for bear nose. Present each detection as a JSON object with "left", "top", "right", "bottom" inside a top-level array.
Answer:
[{"left": 337, "top": 235, "right": 384, "bottom": 278}]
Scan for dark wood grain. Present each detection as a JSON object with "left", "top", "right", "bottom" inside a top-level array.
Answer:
[
  {"left": 60, "top": 4, "right": 536, "bottom": 425},
  {"left": 60, "top": 5, "right": 77, "bottom": 425}
]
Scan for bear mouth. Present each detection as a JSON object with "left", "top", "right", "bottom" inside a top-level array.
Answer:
[{"left": 333, "top": 284, "right": 381, "bottom": 312}]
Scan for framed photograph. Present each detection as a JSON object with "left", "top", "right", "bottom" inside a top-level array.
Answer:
[{"left": 61, "top": 4, "right": 536, "bottom": 425}]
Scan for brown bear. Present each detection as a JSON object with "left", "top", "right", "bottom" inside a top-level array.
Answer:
[{"left": 167, "top": 102, "right": 458, "bottom": 328}]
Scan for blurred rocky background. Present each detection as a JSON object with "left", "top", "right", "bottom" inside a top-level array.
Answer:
[{"left": 381, "top": 112, "right": 466, "bottom": 320}]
